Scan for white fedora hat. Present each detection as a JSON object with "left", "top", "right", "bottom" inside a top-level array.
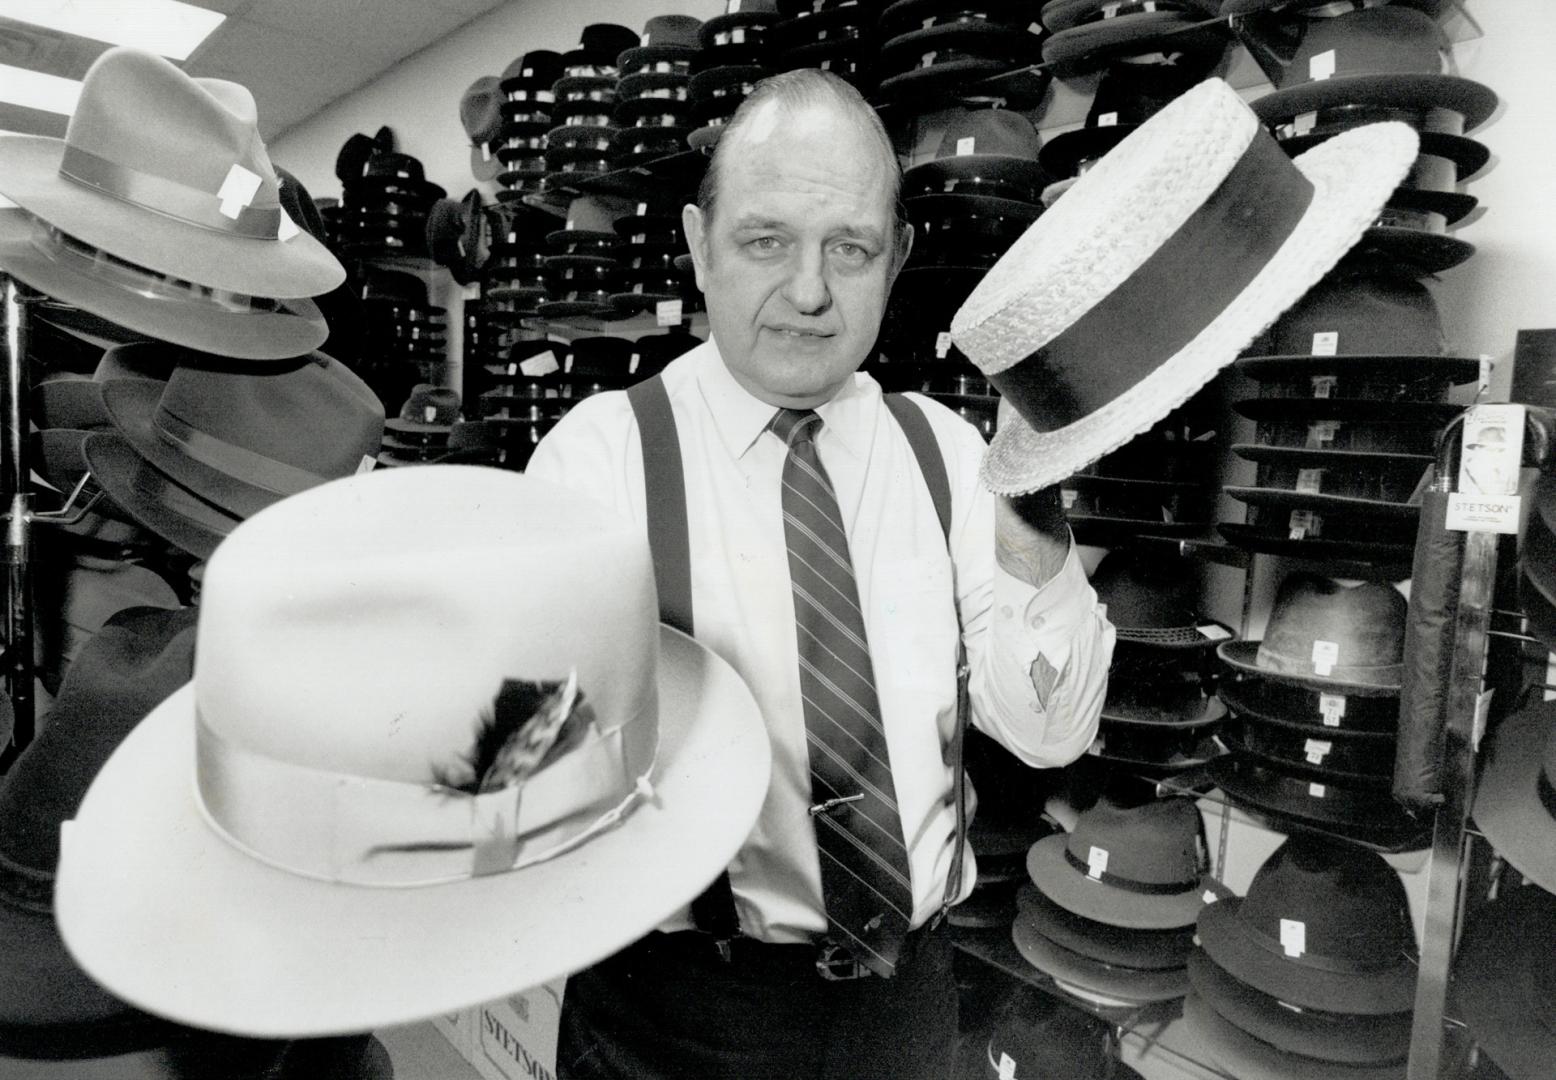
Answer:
[
  {"left": 950, "top": 77, "right": 1418, "bottom": 495},
  {"left": 54, "top": 466, "right": 770, "bottom": 1037}
]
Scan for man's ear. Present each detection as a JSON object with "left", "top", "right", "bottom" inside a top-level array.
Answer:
[
  {"left": 888, "top": 221, "right": 914, "bottom": 287},
  {"left": 682, "top": 202, "right": 710, "bottom": 292}
]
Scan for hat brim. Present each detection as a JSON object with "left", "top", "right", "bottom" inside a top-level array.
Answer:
[
  {"left": 1207, "top": 755, "right": 1427, "bottom": 849},
  {"left": 1039, "top": 125, "right": 1136, "bottom": 181},
  {"left": 1010, "top": 913, "right": 1190, "bottom": 1002},
  {"left": 1470, "top": 703, "right": 1556, "bottom": 895},
  {"left": 976, "top": 120, "right": 1418, "bottom": 495},
  {"left": 1449, "top": 882, "right": 1556, "bottom": 1080},
  {"left": 1218, "top": 723, "right": 1391, "bottom": 789},
  {"left": 1252, "top": 74, "right": 1498, "bottom": 134},
  {"left": 34, "top": 379, "right": 107, "bottom": 431},
  {"left": 1232, "top": 396, "right": 1464, "bottom": 426},
  {"left": 1016, "top": 882, "right": 1195, "bottom": 971},
  {"left": 80, "top": 432, "right": 238, "bottom": 560},
  {"left": 1216, "top": 523, "right": 1414, "bottom": 567},
  {"left": 1217, "top": 640, "right": 1400, "bottom": 696},
  {"left": 0, "top": 211, "right": 328, "bottom": 362},
  {"left": 1041, "top": 14, "right": 1230, "bottom": 70},
  {"left": 1181, "top": 992, "right": 1409, "bottom": 1080},
  {"left": 876, "top": 58, "right": 1018, "bottom": 98},
  {"left": 1026, "top": 833, "right": 1206, "bottom": 930},
  {"left": 1215, "top": 673, "right": 1399, "bottom": 733},
  {"left": 1234, "top": 353, "right": 1480, "bottom": 384},
  {"left": 1101, "top": 689, "right": 1227, "bottom": 728},
  {"left": 1187, "top": 950, "right": 1411, "bottom": 1064},
  {"left": 1279, "top": 131, "right": 1490, "bottom": 183},
  {"left": 54, "top": 626, "right": 771, "bottom": 1038},
  {"left": 0, "top": 136, "right": 344, "bottom": 300},
  {"left": 1224, "top": 485, "right": 1421, "bottom": 521}
]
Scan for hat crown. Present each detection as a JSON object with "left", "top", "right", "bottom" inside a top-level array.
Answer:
[
  {"left": 501, "top": 50, "right": 563, "bottom": 84},
  {"left": 1089, "top": 553, "right": 1200, "bottom": 632},
  {"left": 639, "top": 14, "right": 704, "bottom": 48},
  {"left": 398, "top": 384, "right": 461, "bottom": 424},
  {"left": 1087, "top": 58, "right": 1222, "bottom": 129},
  {"left": 1255, "top": 573, "right": 1406, "bottom": 686},
  {"left": 577, "top": 23, "right": 642, "bottom": 56},
  {"left": 936, "top": 108, "right": 1040, "bottom": 161},
  {"left": 1064, "top": 796, "right": 1203, "bottom": 888},
  {"left": 1264, "top": 268, "right": 1447, "bottom": 357},
  {"left": 461, "top": 76, "right": 505, "bottom": 141},
  {"left": 62, "top": 47, "right": 281, "bottom": 216},
  {"left": 1280, "top": 6, "right": 1447, "bottom": 91},
  {"left": 1236, "top": 836, "right": 1414, "bottom": 970}
]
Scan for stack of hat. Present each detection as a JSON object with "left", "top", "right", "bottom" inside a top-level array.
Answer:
[
  {"left": 461, "top": 74, "right": 505, "bottom": 182},
  {"left": 1211, "top": 573, "right": 1426, "bottom": 848},
  {"left": 1450, "top": 880, "right": 1556, "bottom": 1080},
  {"left": 1222, "top": 265, "right": 1477, "bottom": 566},
  {"left": 1187, "top": 835, "right": 1417, "bottom": 1076},
  {"left": 376, "top": 384, "right": 462, "bottom": 468},
  {"left": 339, "top": 150, "right": 444, "bottom": 259},
  {"left": 545, "top": 24, "right": 641, "bottom": 191},
  {"left": 1039, "top": 0, "right": 1227, "bottom": 75},
  {"left": 538, "top": 196, "right": 625, "bottom": 319},
  {"left": 1082, "top": 553, "right": 1231, "bottom": 779},
  {"left": 477, "top": 340, "right": 571, "bottom": 470},
  {"left": 609, "top": 200, "right": 694, "bottom": 317},
  {"left": 1249, "top": 5, "right": 1495, "bottom": 277},
  {"left": 688, "top": 0, "right": 782, "bottom": 151},
  {"left": 983, "top": 985, "right": 1146, "bottom": 1079},
  {"left": 482, "top": 204, "right": 553, "bottom": 315},
  {"left": 496, "top": 50, "right": 563, "bottom": 201},
  {"left": 1013, "top": 796, "right": 1224, "bottom": 1009},
  {"left": 874, "top": 0, "right": 1046, "bottom": 102},
  {"left": 354, "top": 269, "right": 448, "bottom": 411},
  {"left": 771, "top": 0, "right": 881, "bottom": 92},
  {"left": 611, "top": 15, "right": 703, "bottom": 169},
  {"left": 314, "top": 196, "right": 346, "bottom": 249},
  {"left": 871, "top": 109, "right": 1045, "bottom": 436}
]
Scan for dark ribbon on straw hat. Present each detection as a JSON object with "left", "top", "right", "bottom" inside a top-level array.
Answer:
[{"left": 987, "top": 130, "right": 1312, "bottom": 433}]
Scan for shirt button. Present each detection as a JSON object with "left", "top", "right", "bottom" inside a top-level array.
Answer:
[{"left": 1028, "top": 613, "right": 1046, "bottom": 630}]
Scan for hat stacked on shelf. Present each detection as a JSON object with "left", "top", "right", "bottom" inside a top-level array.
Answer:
[
  {"left": 983, "top": 986, "right": 1147, "bottom": 1079},
  {"left": 1450, "top": 881, "right": 1556, "bottom": 1080},
  {"left": 1222, "top": 265, "right": 1478, "bottom": 567},
  {"left": 1012, "top": 795, "right": 1220, "bottom": 1008},
  {"left": 339, "top": 149, "right": 445, "bottom": 260},
  {"left": 1211, "top": 572, "right": 1426, "bottom": 849},
  {"left": 609, "top": 200, "right": 698, "bottom": 317},
  {"left": 1187, "top": 835, "right": 1417, "bottom": 1076},
  {"left": 376, "top": 384, "right": 462, "bottom": 468},
  {"left": 497, "top": 50, "right": 563, "bottom": 200},
  {"left": 353, "top": 269, "right": 448, "bottom": 412},
  {"left": 538, "top": 195, "right": 624, "bottom": 320},
  {"left": 1040, "top": 0, "right": 1228, "bottom": 75},
  {"left": 870, "top": 108, "right": 1046, "bottom": 437},
  {"left": 545, "top": 25, "right": 639, "bottom": 193},
  {"left": 874, "top": 0, "right": 1047, "bottom": 103},
  {"left": 611, "top": 15, "right": 703, "bottom": 168},
  {"left": 688, "top": 0, "right": 782, "bottom": 151},
  {"left": 771, "top": 0, "right": 882, "bottom": 92}
]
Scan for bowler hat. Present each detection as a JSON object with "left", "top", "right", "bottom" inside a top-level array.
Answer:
[
  {"left": 1471, "top": 701, "right": 1556, "bottom": 896},
  {"left": 1450, "top": 882, "right": 1556, "bottom": 1080},
  {"left": 1182, "top": 992, "right": 1407, "bottom": 1080},
  {"left": 1218, "top": 574, "right": 1407, "bottom": 693},
  {"left": 1207, "top": 754, "right": 1426, "bottom": 846},
  {"left": 1196, "top": 835, "right": 1416, "bottom": 1014}
]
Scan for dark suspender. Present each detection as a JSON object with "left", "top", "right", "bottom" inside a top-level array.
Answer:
[{"left": 627, "top": 376, "right": 969, "bottom": 945}]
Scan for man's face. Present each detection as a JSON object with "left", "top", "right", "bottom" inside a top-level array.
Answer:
[{"left": 683, "top": 101, "right": 911, "bottom": 409}]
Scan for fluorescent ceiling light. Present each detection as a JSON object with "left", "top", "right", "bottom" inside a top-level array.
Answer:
[
  {"left": 0, "top": 65, "right": 81, "bottom": 115},
  {"left": 0, "top": 0, "right": 225, "bottom": 60}
]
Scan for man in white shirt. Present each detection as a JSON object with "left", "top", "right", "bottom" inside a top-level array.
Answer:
[{"left": 528, "top": 68, "right": 1113, "bottom": 1080}]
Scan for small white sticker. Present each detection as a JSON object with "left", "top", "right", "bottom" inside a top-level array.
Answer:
[
  {"left": 729, "top": 0, "right": 742, "bottom": 12},
  {"left": 629, "top": 352, "right": 641, "bottom": 375},
  {"left": 731, "top": 26, "right": 746, "bottom": 43},
  {"left": 520, "top": 350, "right": 560, "bottom": 377},
  {"left": 356, "top": 454, "right": 377, "bottom": 474},
  {"left": 1306, "top": 421, "right": 1339, "bottom": 448},
  {"left": 657, "top": 299, "right": 683, "bottom": 326},
  {"left": 1097, "top": 112, "right": 1118, "bottom": 127},
  {"left": 1293, "top": 110, "right": 1317, "bottom": 135},
  {"left": 1310, "top": 331, "right": 1338, "bottom": 356},
  {"left": 217, "top": 163, "right": 263, "bottom": 220},
  {"left": 1061, "top": 488, "right": 1078, "bottom": 509},
  {"left": 479, "top": 142, "right": 491, "bottom": 161},
  {"left": 1202, "top": 889, "right": 1220, "bottom": 905},
  {"left": 1196, "top": 623, "right": 1232, "bottom": 642},
  {"left": 1288, "top": 509, "right": 1318, "bottom": 540},
  {"left": 1444, "top": 492, "right": 1522, "bottom": 534},
  {"left": 1311, "top": 640, "right": 1339, "bottom": 677},
  {"left": 1309, "top": 48, "right": 1337, "bottom": 81},
  {"left": 506, "top": 362, "right": 519, "bottom": 376},
  {"left": 422, "top": 405, "right": 437, "bottom": 422},
  {"left": 935, "top": 331, "right": 953, "bottom": 359},
  {"left": 1296, "top": 468, "right": 1324, "bottom": 495},
  {"left": 1280, "top": 919, "right": 1307, "bottom": 957},
  {"left": 1086, "top": 846, "right": 1108, "bottom": 879},
  {"left": 1311, "top": 375, "right": 1337, "bottom": 399},
  {"left": 998, "top": 1051, "right": 1017, "bottom": 1080},
  {"left": 1309, "top": 782, "right": 1327, "bottom": 798},
  {"left": 1086, "top": 737, "right": 1104, "bottom": 757},
  {"left": 1304, "top": 738, "right": 1333, "bottom": 764},
  {"left": 636, "top": 202, "right": 648, "bottom": 215},
  {"left": 955, "top": 136, "right": 976, "bottom": 156},
  {"left": 1318, "top": 693, "right": 1347, "bottom": 727}
]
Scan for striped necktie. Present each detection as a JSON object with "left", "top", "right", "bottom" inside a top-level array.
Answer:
[{"left": 771, "top": 407, "right": 914, "bottom": 976}]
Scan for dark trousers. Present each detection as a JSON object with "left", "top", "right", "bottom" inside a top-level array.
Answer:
[{"left": 558, "top": 927, "right": 958, "bottom": 1080}]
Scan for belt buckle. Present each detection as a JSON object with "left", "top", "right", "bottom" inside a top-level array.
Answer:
[{"left": 815, "top": 940, "right": 870, "bottom": 981}]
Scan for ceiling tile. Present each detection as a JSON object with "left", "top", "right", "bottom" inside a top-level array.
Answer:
[{"left": 241, "top": 0, "right": 468, "bottom": 65}]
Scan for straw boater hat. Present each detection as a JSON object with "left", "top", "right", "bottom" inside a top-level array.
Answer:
[
  {"left": 54, "top": 467, "right": 770, "bottom": 1037},
  {"left": 949, "top": 77, "right": 1416, "bottom": 494}
]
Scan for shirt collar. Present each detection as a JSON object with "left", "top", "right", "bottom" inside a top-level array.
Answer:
[{"left": 694, "top": 338, "right": 878, "bottom": 463}]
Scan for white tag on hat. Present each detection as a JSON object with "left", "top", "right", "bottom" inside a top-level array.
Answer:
[
  {"left": 423, "top": 405, "right": 438, "bottom": 423},
  {"left": 730, "top": 0, "right": 742, "bottom": 11},
  {"left": 1288, "top": 509, "right": 1316, "bottom": 540},
  {"left": 1086, "top": 846, "right": 1108, "bottom": 879},
  {"left": 357, "top": 455, "right": 377, "bottom": 474},
  {"left": 520, "top": 350, "right": 559, "bottom": 377},
  {"left": 217, "top": 163, "right": 263, "bottom": 220},
  {"left": 277, "top": 209, "right": 300, "bottom": 241},
  {"left": 998, "top": 1052, "right": 1017, "bottom": 1080},
  {"left": 657, "top": 299, "right": 683, "bottom": 326},
  {"left": 1097, "top": 112, "right": 1119, "bottom": 127},
  {"left": 1307, "top": 421, "right": 1338, "bottom": 448},
  {"left": 1196, "top": 623, "right": 1232, "bottom": 642},
  {"left": 1311, "top": 640, "right": 1339, "bottom": 676},
  {"left": 1478, "top": 354, "right": 1494, "bottom": 393},
  {"left": 629, "top": 352, "right": 641, "bottom": 375},
  {"left": 637, "top": 202, "right": 649, "bottom": 215},
  {"left": 1304, "top": 738, "right": 1333, "bottom": 764},
  {"left": 1202, "top": 889, "right": 1220, "bottom": 905},
  {"left": 1086, "top": 736, "right": 1104, "bottom": 757},
  {"left": 731, "top": 26, "right": 746, "bottom": 43},
  {"left": 1280, "top": 919, "right": 1307, "bottom": 957},
  {"left": 1296, "top": 468, "right": 1324, "bottom": 494},
  {"left": 1311, "top": 375, "right": 1337, "bottom": 398},
  {"left": 1100, "top": 1, "right": 1122, "bottom": 16},
  {"left": 955, "top": 136, "right": 977, "bottom": 156},
  {"left": 479, "top": 142, "right": 492, "bottom": 161},
  {"left": 506, "top": 362, "right": 519, "bottom": 376},
  {"left": 935, "top": 331, "right": 953, "bottom": 358},
  {"left": 1318, "top": 693, "right": 1347, "bottom": 727},
  {"left": 1293, "top": 111, "right": 1318, "bottom": 135},
  {"left": 1061, "top": 488, "right": 1078, "bottom": 510},
  {"left": 1310, "top": 331, "right": 1338, "bottom": 356},
  {"left": 1309, "top": 49, "right": 1337, "bottom": 81}
]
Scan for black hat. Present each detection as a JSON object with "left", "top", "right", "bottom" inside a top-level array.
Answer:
[
  {"left": 904, "top": 107, "right": 1046, "bottom": 202},
  {"left": 1207, "top": 754, "right": 1425, "bottom": 846},
  {"left": 1040, "top": 0, "right": 1227, "bottom": 74},
  {"left": 562, "top": 23, "right": 641, "bottom": 73},
  {"left": 877, "top": 14, "right": 1044, "bottom": 97},
  {"left": 1450, "top": 882, "right": 1556, "bottom": 1080},
  {"left": 1218, "top": 717, "right": 1395, "bottom": 788},
  {"left": 1216, "top": 669, "right": 1397, "bottom": 733},
  {"left": 1271, "top": 102, "right": 1489, "bottom": 183},
  {"left": 619, "top": 14, "right": 703, "bottom": 72},
  {"left": 1088, "top": 551, "right": 1233, "bottom": 648},
  {"left": 499, "top": 50, "right": 563, "bottom": 93},
  {"left": 699, "top": 0, "right": 783, "bottom": 50}
]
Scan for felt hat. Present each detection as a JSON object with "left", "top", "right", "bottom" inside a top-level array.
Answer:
[
  {"left": 1219, "top": 718, "right": 1395, "bottom": 788},
  {"left": 93, "top": 352, "right": 385, "bottom": 522},
  {"left": 1026, "top": 795, "right": 1212, "bottom": 929},
  {"left": 0, "top": 210, "right": 330, "bottom": 361},
  {"left": 1207, "top": 754, "right": 1426, "bottom": 846},
  {"left": 1221, "top": 0, "right": 1450, "bottom": 14},
  {"left": 619, "top": 15, "right": 704, "bottom": 72},
  {"left": 950, "top": 78, "right": 1416, "bottom": 495},
  {"left": 461, "top": 76, "right": 505, "bottom": 182},
  {"left": 1100, "top": 671, "right": 1227, "bottom": 727},
  {"left": 1450, "top": 882, "right": 1556, "bottom": 1080},
  {"left": 562, "top": 23, "right": 642, "bottom": 72},
  {"left": 33, "top": 341, "right": 174, "bottom": 431},
  {"left": 983, "top": 984, "right": 1142, "bottom": 1080},
  {"left": 903, "top": 193, "right": 1040, "bottom": 270},
  {"left": 1088, "top": 551, "right": 1234, "bottom": 648},
  {"left": 499, "top": 50, "right": 563, "bottom": 95},
  {"left": 1196, "top": 835, "right": 1417, "bottom": 1015},
  {"left": 876, "top": 16, "right": 1045, "bottom": 99},
  {"left": 0, "top": 48, "right": 343, "bottom": 300},
  {"left": 1181, "top": 992, "right": 1407, "bottom": 1080},
  {"left": 1248, "top": 6, "right": 1497, "bottom": 132},
  {"left": 1186, "top": 950, "right": 1412, "bottom": 1065},
  {"left": 426, "top": 190, "right": 491, "bottom": 285},
  {"left": 1215, "top": 668, "right": 1398, "bottom": 733},
  {"left": 1040, "top": 0, "right": 1229, "bottom": 73},
  {"left": 1011, "top": 913, "right": 1191, "bottom": 1003},
  {"left": 1471, "top": 701, "right": 1556, "bottom": 896},
  {"left": 79, "top": 432, "right": 241, "bottom": 559},
  {"left": 699, "top": 0, "right": 782, "bottom": 50},
  {"left": 1088, "top": 721, "right": 1226, "bottom": 776},
  {"left": 53, "top": 467, "right": 771, "bottom": 1037},
  {"left": 1218, "top": 574, "right": 1407, "bottom": 693},
  {"left": 902, "top": 108, "right": 1045, "bottom": 203},
  {"left": 1217, "top": 520, "right": 1417, "bottom": 567},
  {"left": 1015, "top": 882, "right": 1197, "bottom": 972}
]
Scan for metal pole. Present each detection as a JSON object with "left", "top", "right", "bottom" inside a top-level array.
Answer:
[{"left": 0, "top": 276, "right": 33, "bottom": 772}]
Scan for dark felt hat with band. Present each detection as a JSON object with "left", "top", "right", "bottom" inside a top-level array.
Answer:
[
  {"left": 951, "top": 78, "right": 1416, "bottom": 495},
  {"left": 1273, "top": 102, "right": 1489, "bottom": 183},
  {"left": 1101, "top": 671, "right": 1227, "bottom": 728},
  {"left": 1216, "top": 668, "right": 1398, "bottom": 732},
  {"left": 1208, "top": 754, "right": 1425, "bottom": 847},
  {"left": 0, "top": 47, "right": 342, "bottom": 300},
  {"left": 1182, "top": 992, "right": 1407, "bottom": 1080},
  {"left": 1450, "top": 882, "right": 1556, "bottom": 1080},
  {"left": 1471, "top": 701, "right": 1556, "bottom": 896},
  {"left": 1088, "top": 552, "right": 1234, "bottom": 648},
  {"left": 903, "top": 109, "right": 1045, "bottom": 206},
  {"left": 620, "top": 15, "right": 703, "bottom": 71},
  {"left": 500, "top": 50, "right": 563, "bottom": 93},
  {"left": 95, "top": 354, "right": 385, "bottom": 523},
  {"left": 1011, "top": 912, "right": 1191, "bottom": 1002},
  {"left": 1219, "top": 718, "right": 1394, "bottom": 788},
  {"left": 1026, "top": 796, "right": 1211, "bottom": 929},
  {"left": 1219, "top": 574, "right": 1406, "bottom": 693},
  {"left": 1015, "top": 882, "right": 1196, "bottom": 971}
]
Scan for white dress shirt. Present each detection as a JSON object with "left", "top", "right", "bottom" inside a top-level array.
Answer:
[{"left": 527, "top": 339, "right": 1114, "bottom": 942}]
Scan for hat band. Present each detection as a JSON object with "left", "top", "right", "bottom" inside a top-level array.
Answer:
[
  {"left": 1062, "top": 846, "right": 1200, "bottom": 894},
  {"left": 154, "top": 407, "right": 328, "bottom": 499},
  {"left": 0, "top": 847, "right": 52, "bottom": 913},
  {"left": 1239, "top": 914, "right": 1413, "bottom": 975},
  {"left": 987, "top": 130, "right": 1313, "bottom": 434},
  {"left": 1254, "top": 642, "right": 1403, "bottom": 686},
  {"left": 61, "top": 147, "right": 283, "bottom": 242},
  {"left": 194, "top": 710, "right": 653, "bottom": 886}
]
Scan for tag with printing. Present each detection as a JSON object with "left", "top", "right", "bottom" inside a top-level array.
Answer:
[
  {"left": 1304, "top": 739, "right": 1332, "bottom": 764},
  {"left": 956, "top": 136, "right": 976, "bottom": 156},
  {"left": 1318, "top": 693, "right": 1346, "bottom": 727},
  {"left": 1086, "top": 846, "right": 1109, "bottom": 879},
  {"left": 1309, "top": 48, "right": 1336, "bottom": 81},
  {"left": 1280, "top": 919, "right": 1306, "bottom": 957},
  {"left": 1310, "top": 331, "right": 1338, "bottom": 356},
  {"left": 1196, "top": 623, "right": 1232, "bottom": 642},
  {"left": 1311, "top": 375, "right": 1337, "bottom": 399},
  {"left": 1296, "top": 469, "right": 1324, "bottom": 495},
  {"left": 657, "top": 300, "right": 683, "bottom": 326},
  {"left": 1311, "top": 639, "right": 1339, "bottom": 676},
  {"left": 520, "top": 350, "right": 559, "bottom": 377}
]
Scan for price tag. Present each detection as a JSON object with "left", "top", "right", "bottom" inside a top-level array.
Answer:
[
  {"left": 1310, "top": 375, "right": 1337, "bottom": 399},
  {"left": 1086, "top": 846, "right": 1109, "bottom": 879},
  {"left": 506, "top": 362, "right": 519, "bottom": 376},
  {"left": 1296, "top": 468, "right": 1324, "bottom": 494},
  {"left": 629, "top": 352, "right": 641, "bottom": 375},
  {"left": 519, "top": 350, "right": 559, "bottom": 377},
  {"left": 1311, "top": 640, "right": 1339, "bottom": 676},
  {"left": 1061, "top": 488, "right": 1078, "bottom": 509},
  {"left": 1280, "top": 919, "right": 1307, "bottom": 957},
  {"left": 356, "top": 454, "right": 377, "bottom": 474},
  {"left": 423, "top": 405, "right": 438, "bottom": 422},
  {"left": 637, "top": 202, "right": 649, "bottom": 215},
  {"left": 731, "top": 26, "right": 746, "bottom": 43},
  {"left": 217, "top": 163, "right": 262, "bottom": 220},
  {"left": 1086, "top": 737, "right": 1104, "bottom": 757},
  {"left": 657, "top": 299, "right": 683, "bottom": 326},
  {"left": 956, "top": 136, "right": 976, "bottom": 156},
  {"left": 1288, "top": 509, "right": 1316, "bottom": 540},
  {"left": 935, "top": 331, "right": 953, "bottom": 358},
  {"left": 1097, "top": 112, "right": 1119, "bottom": 127},
  {"left": 1318, "top": 693, "right": 1346, "bottom": 727},
  {"left": 1479, "top": 354, "right": 1494, "bottom": 393},
  {"left": 1202, "top": 889, "right": 1220, "bottom": 905},
  {"left": 730, "top": 0, "right": 742, "bottom": 11},
  {"left": 1196, "top": 623, "right": 1233, "bottom": 642},
  {"left": 1306, "top": 421, "right": 1338, "bottom": 448},
  {"left": 1304, "top": 739, "right": 1333, "bottom": 764},
  {"left": 1309, "top": 48, "right": 1336, "bottom": 81},
  {"left": 1293, "top": 110, "right": 1318, "bottom": 135},
  {"left": 1309, "top": 782, "right": 1327, "bottom": 798},
  {"left": 1309, "top": 331, "right": 1338, "bottom": 356},
  {"left": 479, "top": 142, "right": 491, "bottom": 161},
  {"left": 998, "top": 1052, "right": 1016, "bottom": 1080}
]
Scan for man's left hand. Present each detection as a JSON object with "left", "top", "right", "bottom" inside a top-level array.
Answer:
[{"left": 995, "top": 487, "right": 1070, "bottom": 587}]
